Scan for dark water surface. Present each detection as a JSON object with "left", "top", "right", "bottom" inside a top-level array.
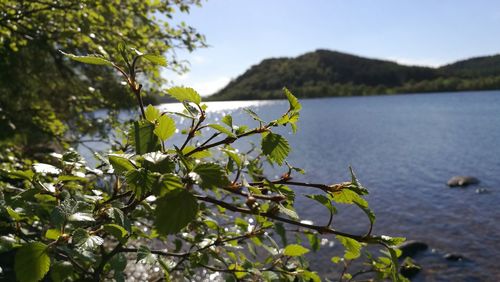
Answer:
[
  {"left": 280, "top": 91, "right": 500, "bottom": 281},
  {"left": 84, "top": 91, "right": 500, "bottom": 281}
]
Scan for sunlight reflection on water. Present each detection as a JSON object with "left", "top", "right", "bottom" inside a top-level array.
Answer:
[{"left": 157, "top": 100, "right": 281, "bottom": 113}]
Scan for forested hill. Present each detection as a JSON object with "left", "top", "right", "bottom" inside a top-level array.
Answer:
[{"left": 207, "top": 50, "right": 500, "bottom": 100}]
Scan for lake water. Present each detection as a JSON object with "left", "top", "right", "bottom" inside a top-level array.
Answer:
[{"left": 84, "top": 91, "right": 500, "bottom": 281}]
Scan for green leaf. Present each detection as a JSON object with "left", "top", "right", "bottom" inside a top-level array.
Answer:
[
  {"left": 154, "top": 189, "right": 199, "bottom": 235},
  {"left": 108, "top": 208, "right": 130, "bottom": 231},
  {"left": 261, "top": 133, "right": 290, "bottom": 165},
  {"left": 60, "top": 51, "right": 113, "bottom": 66},
  {"left": 221, "top": 115, "right": 233, "bottom": 128},
  {"left": 221, "top": 148, "right": 242, "bottom": 167},
  {"left": 204, "top": 219, "right": 219, "bottom": 230},
  {"left": 348, "top": 166, "right": 368, "bottom": 195},
  {"left": 142, "top": 151, "right": 175, "bottom": 173},
  {"left": 243, "top": 108, "right": 264, "bottom": 122},
  {"left": 145, "top": 105, "right": 161, "bottom": 122},
  {"left": 45, "top": 229, "right": 61, "bottom": 240},
  {"left": 154, "top": 114, "right": 176, "bottom": 141},
  {"left": 307, "top": 233, "right": 320, "bottom": 252},
  {"left": 275, "top": 223, "right": 287, "bottom": 245},
  {"left": 68, "top": 212, "right": 94, "bottom": 222},
  {"left": 136, "top": 245, "right": 156, "bottom": 264},
  {"left": 262, "top": 271, "right": 280, "bottom": 281},
  {"left": 73, "top": 229, "right": 104, "bottom": 250},
  {"left": 378, "top": 235, "right": 406, "bottom": 246},
  {"left": 207, "top": 124, "right": 236, "bottom": 137},
  {"left": 275, "top": 114, "right": 290, "bottom": 125},
  {"left": 331, "top": 189, "right": 368, "bottom": 207},
  {"left": 289, "top": 112, "right": 300, "bottom": 133},
  {"left": 266, "top": 182, "right": 295, "bottom": 200},
  {"left": 125, "top": 169, "right": 156, "bottom": 199},
  {"left": 50, "top": 261, "right": 73, "bottom": 282},
  {"left": 283, "top": 87, "right": 301, "bottom": 113},
  {"left": 193, "top": 163, "right": 229, "bottom": 189},
  {"left": 57, "top": 175, "right": 88, "bottom": 182},
  {"left": 343, "top": 273, "right": 353, "bottom": 280},
  {"left": 336, "top": 235, "right": 362, "bottom": 260},
  {"left": 175, "top": 146, "right": 194, "bottom": 170},
  {"left": 182, "top": 146, "right": 211, "bottom": 159},
  {"left": 117, "top": 42, "right": 128, "bottom": 58},
  {"left": 355, "top": 201, "right": 376, "bottom": 231},
  {"left": 109, "top": 154, "right": 135, "bottom": 174},
  {"left": 277, "top": 204, "right": 299, "bottom": 220},
  {"left": 306, "top": 194, "right": 336, "bottom": 214},
  {"left": 331, "top": 256, "right": 342, "bottom": 264},
  {"left": 1, "top": 169, "right": 34, "bottom": 181},
  {"left": 15, "top": 242, "right": 51, "bottom": 282},
  {"left": 234, "top": 217, "right": 249, "bottom": 231},
  {"left": 301, "top": 270, "right": 321, "bottom": 282},
  {"left": 167, "top": 87, "right": 201, "bottom": 105},
  {"left": 50, "top": 207, "right": 66, "bottom": 227},
  {"left": 158, "top": 258, "right": 173, "bottom": 281},
  {"left": 228, "top": 264, "right": 247, "bottom": 279},
  {"left": 388, "top": 247, "right": 405, "bottom": 282},
  {"left": 283, "top": 244, "right": 309, "bottom": 257},
  {"left": 182, "top": 100, "right": 199, "bottom": 116},
  {"left": 103, "top": 224, "right": 128, "bottom": 243},
  {"left": 109, "top": 253, "right": 128, "bottom": 275},
  {"left": 6, "top": 206, "right": 22, "bottom": 221},
  {"left": 234, "top": 125, "right": 249, "bottom": 135},
  {"left": 131, "top": 121, "right": 159, "bottom": 155},
  {"left": 142, "top": 54, "right": 167, "bottom": 66},
  {"left": 153, "top": 173, "right": 184, "bottom": 197},
  {"left": 33, "top": 163, "right": 61, "bottom": 175}
]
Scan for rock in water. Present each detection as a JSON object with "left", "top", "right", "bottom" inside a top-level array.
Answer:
[
  {"left": 400, "top": 258, "right": 421, "bottom": 279},
  {"left": 397, "top": 241, "right": 429, "bottom": 258},
  {"left": 475, "top": 188, "right": 489, "bottom": 194},
  {"left": 444, "top": 253, "right": 465, "bottom": 261},
  {"left": 447, "top": 176, "right": 479, "bottom": 187}
]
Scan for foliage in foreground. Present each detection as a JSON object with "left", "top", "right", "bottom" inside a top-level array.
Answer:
[
  {"left": 0, "top": 0, "right": 205, "bottom": 147},
  {"left": 0, "top": 47, "right": 408, "bottom": 281}
]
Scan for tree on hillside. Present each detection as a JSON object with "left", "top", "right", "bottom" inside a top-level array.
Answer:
[{"left": 0, "top": 0, "right": 206, "bottom": 149}]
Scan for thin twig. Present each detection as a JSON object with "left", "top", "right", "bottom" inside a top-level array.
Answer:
[{"left": 195, "top": 194, "right": 369, "bottom": 242}]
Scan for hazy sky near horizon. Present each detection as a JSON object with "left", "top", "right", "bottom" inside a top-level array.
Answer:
[{"left": 165, "top": 0, "right": 500, "bottom": 96}]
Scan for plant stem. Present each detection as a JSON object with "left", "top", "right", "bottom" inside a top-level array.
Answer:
[{"left": 195, "top": 194, "right": 370, "bottom": 242}]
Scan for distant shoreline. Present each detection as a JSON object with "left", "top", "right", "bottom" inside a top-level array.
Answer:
[{"left": 207, "top": 49, "right": 500, "bottom": 101}]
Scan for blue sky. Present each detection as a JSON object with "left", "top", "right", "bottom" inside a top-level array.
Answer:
[{"left": 165, "top": 0, "right": 500, "bottom": 96}]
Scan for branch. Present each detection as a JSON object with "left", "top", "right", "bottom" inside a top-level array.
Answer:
[
  {"left": 56, "top": 249, "right": 91, "bottom": 276},
  {"left": 93, "top": 242, "right": 125, "bottom": 280},
  {"left": 248, "top": 179, "right": 332, "bottom": 193},
  {"left": 184, "top": 127, "right": 264, "bottom": 157},
  {"left": 120, "top": 228, "right": 265, "bottom": 260},
  {"left": 180, "top": 103, "right": 205, "bottom": 151},
  {"left": 195, "top": 194, "right": 369, "bottom": 242},
  {"left": 120, "top": 248, "right": 188, "bottom": 258},
  {"left": 100, "top": 191, "right": 132, "bottom": 206}
]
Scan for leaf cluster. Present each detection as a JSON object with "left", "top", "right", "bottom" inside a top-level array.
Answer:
[
  {"left": 0, "top": 0, "right": 206, "bottom": 150},
  {"left": 0, "top": 49, "right": 407, "bottom": 282}
]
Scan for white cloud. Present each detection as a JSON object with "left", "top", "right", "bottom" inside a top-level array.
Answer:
[
  {"left": 190, "top": 76, "right": 231, "bottom": 96},
  {"left": 166, "top": 73, "right": 231, "bottom": 96}
]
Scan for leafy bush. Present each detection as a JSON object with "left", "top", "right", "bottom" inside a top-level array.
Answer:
[
  {"left": 0, "top": 47, "right": 407, "bottom": 281},
  {"left": 0, "top": 0, "right": 206, "bottom": 147}
]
